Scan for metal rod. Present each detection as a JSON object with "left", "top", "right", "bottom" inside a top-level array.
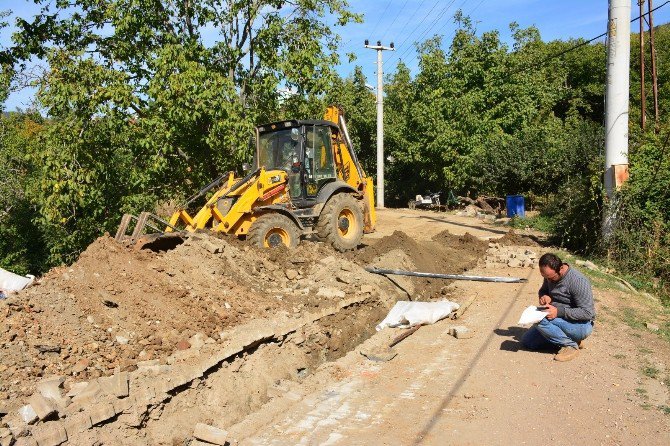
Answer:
[{"left": 365, "top": 267, "right": 528, "bottom": 283}]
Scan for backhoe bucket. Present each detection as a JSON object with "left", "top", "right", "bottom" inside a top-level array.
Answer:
[{"left": 114, "top": 212, "right": 185, "bottom": 251}]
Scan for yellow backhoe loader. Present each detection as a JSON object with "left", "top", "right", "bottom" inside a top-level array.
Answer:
[{"left": 114, "top": 106, "right": 376, "bottom": 252}]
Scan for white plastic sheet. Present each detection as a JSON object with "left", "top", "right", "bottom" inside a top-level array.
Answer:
[
  {"left": 517, "top": 306, "right": 548, "bottom": 325},
  {"left": 0, "top": 267, "right": 35, "bottom": 292},
  {"left": 376, "top": 300, "right": 460, "bottom": 331}
]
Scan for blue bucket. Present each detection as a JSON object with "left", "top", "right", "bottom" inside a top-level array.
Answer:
[{"left": 506, "top": 195, "right": 525, "bottom": 218}]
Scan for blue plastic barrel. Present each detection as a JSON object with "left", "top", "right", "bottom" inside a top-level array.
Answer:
[{"left": 506, "top": 195, "right": 525, "bottom": 218}]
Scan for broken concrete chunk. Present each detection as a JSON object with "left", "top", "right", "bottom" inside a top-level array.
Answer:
[
  {"left": 360, "top": 284, "right": 375, "bottom": 294},
  {"left": 285, "top": 269, "right": 299, "bottom": 280},
  {"left": 335, "top": 274, "right": 352, "bottom": 284},
  {"left": 193, "top": 423, "right": 228, "bottom": 445},
  {"left": 31, "top": 421, "right": 67, "bottom": 446},
  {"left": 71, "top": 358, "right": 90, "bottom": 374},
  {"left": 98, "top": 372, "right": 129, "bottom": 398},
  {"left": 36, "top": 376, "right": 68, "bottom": 409},
  {"left": 63, "top": 412, "right": 92, "bottom": 436},
  {"left": 645, "top": 322, "right": 660, "bottom": 332},
  {"left": 14, "top": 437, "right": 38, "bottom": 446},
  {"left": 28, "top": 393, "right": 57, "bottom": 420},
  {"left": 201, "top": 240, "right": 224, "bottom": 254},
  {"left": 65, "top": 382, "right": 89, "bottom": 398},
  {"left": 449, "top": 326, "right": 474, "bottom": 339},
  {"left": 189, "top": 333, "right": 207, "bottom": 350},
  {"left": 316, "top": 287, "right": 345, "bottom": 298},
  {"left": 19, "top": 404, "right": 38, "bottom": 424},
  {"left": 71, "top": 380, "right": 102, "bottom": 405},
  {"left": 89, "top": 402, "right": 117, "bottom": 426}
]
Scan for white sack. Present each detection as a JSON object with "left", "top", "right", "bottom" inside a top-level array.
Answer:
[
  {"left": 0, "top": 267, "right": 35, "bottom": 292},
  {"left": 376, "top": 300, "right": 460, "bottom": 331},
  {"left": 517, "top": 306, "right": 548, "bottom": 325}
]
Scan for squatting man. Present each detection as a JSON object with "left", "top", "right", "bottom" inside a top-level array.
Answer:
[{"left": 522, "top": 253, "right": 596, "bottom": 361}]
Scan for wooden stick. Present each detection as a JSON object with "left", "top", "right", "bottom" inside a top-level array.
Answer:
[{"left": 388, "top": 325, "right": 421, "bottom": 348}]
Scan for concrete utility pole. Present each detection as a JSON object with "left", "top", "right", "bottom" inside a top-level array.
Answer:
[
  {"left": 364, "top": 40, "right": 395, "bottom": 209},
  {"left": 639, "top": 0, "right": 646, "bottom": 130},
  {"left": 603, "top": 0, "right": 631, "bottom": 236}
]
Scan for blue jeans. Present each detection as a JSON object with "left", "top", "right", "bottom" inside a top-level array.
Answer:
[{"left": 522, "top": 317, "right": 593, "bottom": 349}]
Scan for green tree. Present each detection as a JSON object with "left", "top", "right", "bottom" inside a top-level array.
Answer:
[{"left": 6, "top": 0, "right": 360, "bottom": 269}]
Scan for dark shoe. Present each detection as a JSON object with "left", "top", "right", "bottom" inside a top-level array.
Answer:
[{"left": 554, "top": 346, "right": 580, "bottom": 362}]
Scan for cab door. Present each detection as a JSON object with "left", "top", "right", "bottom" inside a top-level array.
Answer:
[{"left": 304, "top": 125, "right": 336, "bottom": 198}]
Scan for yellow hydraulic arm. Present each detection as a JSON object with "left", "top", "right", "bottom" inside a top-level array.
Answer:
[{"left": 323, "top": 106, "right": 376, "bottom": 233}]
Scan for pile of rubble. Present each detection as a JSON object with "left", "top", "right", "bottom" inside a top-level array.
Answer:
[
  {"left": 0, "top": 227, "right": 490, "bottom": 445},
  {"left": 483, "top": 242, "right": 539, "bottom": 269}
]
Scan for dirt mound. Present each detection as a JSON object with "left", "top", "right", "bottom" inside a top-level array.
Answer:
[
  {"left": 352, "top": 230, "right": 487, "bottom": 300},
  {"left": 496, "top": 229, "right": 540, "bottom": 246},
  {"left": 0, "top": 224, "right": 491, "bottom": 444},
  {"left": 0, "top": 233, "right": 380, "bottom": 406},
  {"left": 431, "top": 229, "right": 489, "bottom": 253}
]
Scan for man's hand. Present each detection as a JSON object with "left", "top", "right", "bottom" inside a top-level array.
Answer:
[
  {"left": 542, "top": 304, "right": 558, "bottom": 320},
  {"left": 539, "top": 295, "right": 552, "bottom": 305}
]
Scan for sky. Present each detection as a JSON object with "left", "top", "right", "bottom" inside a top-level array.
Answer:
[{"left": 2, "top": 0, "right": 669, "bottom": 111}]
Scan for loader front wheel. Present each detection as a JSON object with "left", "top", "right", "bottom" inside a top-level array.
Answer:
[
  {"left": 316, "top": 193, "right": 364, "bottom": 252},
  {"left": 249, "top": 213, "right": 300, "bottom": 249}
]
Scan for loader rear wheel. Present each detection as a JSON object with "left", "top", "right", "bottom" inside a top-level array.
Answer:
[
  {"left": 316, "top": 193, "right": 364, "bottom": 252},
  {"left": 249, "top": 213, "right": 300, "bottom": 249}
]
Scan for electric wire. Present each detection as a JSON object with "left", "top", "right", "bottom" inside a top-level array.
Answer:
[
  {"left": 393, "top": 0, "right": 669, "bottom": 78},
  {"left": 386, "top": 0, "right": 442, "bottom": 60},
  {"left": 399, "top": 0, "right": 486, "bottom": 71},
  {"left": 367, "top": 0, "right": 394, "bottom": 41},
  {"left": 381, "top": 0, "right": 411, "bottom": 43},
  {"left": 388, "top": 0, "right": 462, "bottom": 67},
  {"left": 505, "top": 0, "right": 670, "bottom": 78}
]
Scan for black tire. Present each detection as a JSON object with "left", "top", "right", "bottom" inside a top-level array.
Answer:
[
  {"left": 248, "top": 213, "right": 300, "bottom": 249},
  {"left": 316, "top": 193, "right": 364, "bottom": 252}
]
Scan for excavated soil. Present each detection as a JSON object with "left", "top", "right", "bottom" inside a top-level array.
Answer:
[
  {"left": 352, "top": 229, "right": 487, "bottom": 299},
  {"left": 495, "top": 229, "right": 540, "bottom": 246},
  {"left": 0, "top": 228, "right": 487, "bottom": 432}
]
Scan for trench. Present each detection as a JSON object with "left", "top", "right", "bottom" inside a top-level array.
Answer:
[{"left": 136, "top": 297, "right": 389, "bottom": 445}]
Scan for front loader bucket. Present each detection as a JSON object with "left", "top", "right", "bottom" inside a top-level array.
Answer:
[{"left": 114, "top": 212, "right": 185, "bottom": 251}]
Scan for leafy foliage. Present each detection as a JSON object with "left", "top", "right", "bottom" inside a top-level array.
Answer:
[{"left": 0, "top": 6, "right": 669, "bottom": 303}]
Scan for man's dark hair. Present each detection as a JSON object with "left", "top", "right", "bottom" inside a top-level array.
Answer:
[{"left": 539, "top": 253, "right": 563, "bottom": 273}]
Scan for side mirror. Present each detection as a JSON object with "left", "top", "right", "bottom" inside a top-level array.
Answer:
[
  {"left": 290, "top": 128, "right": 299, "bottom": 141},
  {"left": 242, "top": 162, "right": 251, "bottom": 172}
]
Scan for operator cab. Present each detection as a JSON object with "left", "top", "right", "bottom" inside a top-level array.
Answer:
[{"left": 255, "top": 120, "right": 338, "bottom": 207}]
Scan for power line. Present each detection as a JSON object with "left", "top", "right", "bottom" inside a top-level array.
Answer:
[
  {"left": 389, "top": 0, "right": 462, "bottom": 66},
  {"left": 393, "top": 0, "right": 430, "bottom": 46},
  {"left": 367, "top": 0, "right": 394, "bottom": 40},
  {"left": 381, "top": 0, "right": 411, "bottom": 43},
  {"left": 385, "top": 0, "right": 474, "bottom": 69},
  {"left": 396, "top": 0, "right": 668, "bottom": 78},
  {"left": 507, "top": 0, "right": 670, "bottom": 77},
  {"left": 386, "top": 0, "right": 442, "bottom": 61}
]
